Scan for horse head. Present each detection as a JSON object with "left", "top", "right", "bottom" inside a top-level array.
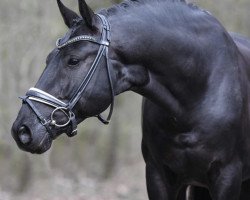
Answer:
[{"left": 11, "top": 0, "right": 136, "bottom": 154}]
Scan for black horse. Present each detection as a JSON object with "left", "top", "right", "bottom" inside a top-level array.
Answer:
[{"left": 11, "top": 0, "right": 250, "bottom": 199}]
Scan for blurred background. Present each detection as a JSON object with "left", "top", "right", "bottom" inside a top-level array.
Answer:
[{"left": 0, "top": 0, "right": 249, "bottom": 199}]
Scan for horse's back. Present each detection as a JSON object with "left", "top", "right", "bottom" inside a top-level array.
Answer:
[
  {"left": 231, "top": 32, "right": 250, "bottom": 49},
  {"left": 230, "top": 32, "right": 250, "bottom": 77},
  {"left": 230, "top": 33, "right": 250, "bottom": 125}
]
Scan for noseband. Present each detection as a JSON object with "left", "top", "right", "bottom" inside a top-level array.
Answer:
[{"left": 20, "top": 14, "right": 114, "bottom": 138}]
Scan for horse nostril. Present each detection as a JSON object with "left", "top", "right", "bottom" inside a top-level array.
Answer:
[{"left": 18, "top": 126, "right": 32, "bottom": 145}]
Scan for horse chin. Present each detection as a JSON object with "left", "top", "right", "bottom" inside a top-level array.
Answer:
[{"left": 31, "top": 133, "right": 53, "bottom": 154}]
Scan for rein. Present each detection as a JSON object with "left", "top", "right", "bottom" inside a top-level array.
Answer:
[{"left": 20, "top": 14, "right": 114, "bottom": 138}]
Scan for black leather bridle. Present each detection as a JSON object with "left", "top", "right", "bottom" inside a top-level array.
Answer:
[{"left": 20, "top": 14, "right": 114, "bottom": 139}]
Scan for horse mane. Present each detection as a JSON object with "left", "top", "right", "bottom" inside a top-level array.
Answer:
[
  {"left": 97, "top": 0, "right": 211, "bottom": 34},
  {"left": 99, "top": 0, "right": 204, "bottom": 20},
  {"left": 116, "top": 0, "right": 187, "bottom": 7},
  {"left": 112, "top": 0, "right": 187, "bottom": 9}
]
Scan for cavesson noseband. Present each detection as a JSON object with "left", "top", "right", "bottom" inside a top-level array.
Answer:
[{"left": 20, "top": 14, "right": 114, "bottom": 139}]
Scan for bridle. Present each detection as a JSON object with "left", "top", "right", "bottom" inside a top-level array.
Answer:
[{"left": 20, "top": 14, "right": 114, "bottom": 139}]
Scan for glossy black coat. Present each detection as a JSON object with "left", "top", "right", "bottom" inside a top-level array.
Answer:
[{"left": 11, "top": 0, "right": 250, "bottom": 199}]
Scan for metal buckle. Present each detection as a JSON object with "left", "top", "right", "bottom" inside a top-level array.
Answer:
[
  {"left": 67, "top": 128, "right": 77, "bottom": 137},
  {"left": 41, "top": 118, "right": 50, "bottom": 126},
  {"left": 100, "top": 41, "right": 110, "bottom": 46}
]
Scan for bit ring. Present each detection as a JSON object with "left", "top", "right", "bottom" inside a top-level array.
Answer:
[{"left": 50, "top": 107, "right": 71, "bottom": 127}]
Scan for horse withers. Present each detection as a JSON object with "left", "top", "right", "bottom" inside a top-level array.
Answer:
[{"left": 11, "top": 0, "right": 250, "bottom": 199}]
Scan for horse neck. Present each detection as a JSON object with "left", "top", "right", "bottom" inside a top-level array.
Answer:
[{"left": 108, "top": 10, "right": 242, "bottom": 120}]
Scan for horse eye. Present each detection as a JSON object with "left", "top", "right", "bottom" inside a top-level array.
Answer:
[{"left": 68, "top": 58, "right": 80, "bottom": 66}]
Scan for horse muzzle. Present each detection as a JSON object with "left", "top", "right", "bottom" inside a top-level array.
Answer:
[{"left": 11, "top": 109, "right": 53, "bottom": 154}]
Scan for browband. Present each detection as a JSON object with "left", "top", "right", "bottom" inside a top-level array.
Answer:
[{"left": 56, "top": 35, "right": 109, "bottom": 49}]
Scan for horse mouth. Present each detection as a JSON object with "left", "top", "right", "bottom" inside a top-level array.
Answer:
[{"left": 31, "top": 133, "right": 53, "bottom": 154}]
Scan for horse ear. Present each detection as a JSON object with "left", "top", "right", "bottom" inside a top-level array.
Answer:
[
  {"left": 78, "top": 0, "right": 96, "bottom": 30},
  {"left": 57, "top": 0, "right": 80, "bottom": 28}
]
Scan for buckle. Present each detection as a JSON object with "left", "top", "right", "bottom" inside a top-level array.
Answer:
[
  {"left": 66, "top": 128, "right": 77, "bottom": 137},
  {"left": 41, "top": 118, "right": 50, "bottom": 126},
  {"left": 100, "top": 41, "right": 110, "bottom": 46}
]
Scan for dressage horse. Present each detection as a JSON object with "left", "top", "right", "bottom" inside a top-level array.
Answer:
[{"left": 11, "top": 0, "right": 250, "bottom": 199}]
